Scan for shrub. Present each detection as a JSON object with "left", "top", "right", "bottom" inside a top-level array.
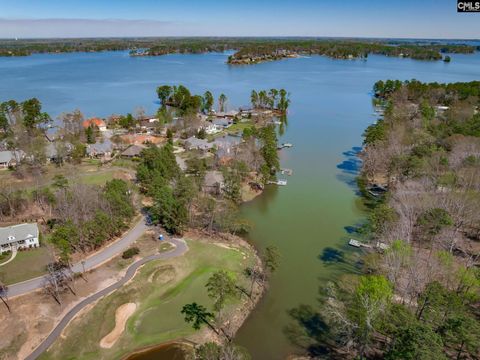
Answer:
[{"left": 122, "top": 247, "right": 140, "bottom": 259}]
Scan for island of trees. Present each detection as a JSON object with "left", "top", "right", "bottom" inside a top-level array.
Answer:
[{"left": 0, "top": 37, "right": 476, "bottom": 65}]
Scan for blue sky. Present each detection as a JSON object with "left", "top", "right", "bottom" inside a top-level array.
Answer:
[{"left": 0, "top": 0, "right": 479, "bottom": 39}]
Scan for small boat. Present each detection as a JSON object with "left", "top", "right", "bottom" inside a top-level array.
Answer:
[{"left": 277, "top": 143, "right": 293, "bottom": 150}]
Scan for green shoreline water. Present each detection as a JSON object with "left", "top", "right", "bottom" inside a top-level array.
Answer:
[{"left": 1, "top": 50, "right": 479, "bottom": 360}]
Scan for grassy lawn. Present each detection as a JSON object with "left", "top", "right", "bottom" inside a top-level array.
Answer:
[
  {"left": 79, "top": 170, "right": 117, "bottom": 185},
  {"left": 226, "top": 120, "right": 253, "bottom": 134},
  {"left": 0, "top": 161, "right": 126, "bottom": 191},
  {"left": 40, "top": 240, "right": 255, "bottom": 360},
  {"left": 0, "top": 246, "right": 54, "bottom": 285}
]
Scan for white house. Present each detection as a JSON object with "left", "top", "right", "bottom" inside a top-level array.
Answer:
[
  {"left": 0, "top": 223, "right": 39, "bottom": 254},
  {"left": 205, "top": 123, "right": 221, "bottom": 135}
]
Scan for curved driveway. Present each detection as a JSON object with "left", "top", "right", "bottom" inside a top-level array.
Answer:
[
  {"left": 26, "top": 238, "right": 188, "bottom": 360},
  {"left": 8, "top": 218, "right": 148, "bottom": 298}
]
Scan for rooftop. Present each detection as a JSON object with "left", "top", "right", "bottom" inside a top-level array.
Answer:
[
  {"left": 0, "top": 223, "right": 39, "bottom": 246},
  {"left": 0, "top": 150, "right": 24, "bottom": 164},
  {"left": 82, "top": 117, "right": 106, "bottom": 129}
]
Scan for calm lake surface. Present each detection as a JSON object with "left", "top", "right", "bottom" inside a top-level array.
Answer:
[{"left": 1, "top": 50, "right": 479, "bottom": 359}]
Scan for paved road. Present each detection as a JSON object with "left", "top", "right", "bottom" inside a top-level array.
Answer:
[
  {"left": 26, "top": 238, "right": 188, "bottom": 360},
  {"left": 7, "top": 218, "right": 148, "bottom": 298}
]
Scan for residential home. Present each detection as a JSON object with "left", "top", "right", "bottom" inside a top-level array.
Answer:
[
  {"left": 215, "top": 110, "right": 239, "bottom": 118},
  {"left": 121, "top": 144, "right": 146, "bottom": 158},
  {"left": 86, "top": 139, "right": 114, "bottom": 159},
  {"left": 137, "top": 119, "right": 159, "bottom": 134},
  {"left": 184, "top": 136, "right": 214, "bottom": 151},
  {"left": 205, "top": 123, "right": 221, "bottom": 135},
  {"left": 83, "top": 117, "right": 107, "bottom": 132},
  {"left": 212, "top": 118, "right": 233, "bottom": 129},
  {"left": 45, "top": 141, "right": 72, "bottom": 163},
  {"left": 0, "top": 150, "right": 24, "bottom": 169},
  {"left": 0, "top": 223, "right": 39, "bottom": 254}
]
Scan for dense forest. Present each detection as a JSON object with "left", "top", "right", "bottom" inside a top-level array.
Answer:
[
  {"left": 0, "top": 38, "right": 477, "bottom": 64},
  {"left": 286, "top": 80, "right": 480, "bottom": 359}
]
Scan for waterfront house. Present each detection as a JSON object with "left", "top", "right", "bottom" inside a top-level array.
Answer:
[
  {"left": 215, "top": 110, "right": 239, "bottom": 118},
  {"left": 0, "top": 150, "right": 24, "bottom": 169},
  {"left": 0, "top": 223, "right": 39, "bottom": 254},
  {"left": 83, "top": 118, "right": 107, "bottom": 132}
]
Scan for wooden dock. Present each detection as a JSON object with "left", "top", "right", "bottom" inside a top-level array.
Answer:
[
  {"left": 268, "top": 179, "right": 288, "bottom": 186},
  {"left": 349, "top": 239, "right": 389, "bottom": 251},
  {"left": 349, "top": 239, "right": 372, "bottom": 248}
]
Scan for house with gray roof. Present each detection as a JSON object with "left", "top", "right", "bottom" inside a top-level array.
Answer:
[
  {"left": 184, "top": 137, "right": 214, "bottom": 152},
  {"left": 86, "top": 139, "right": 114, "bottom": 159},
  {"left": 121, "top": 144, "right": 146, "bottom": 158},
  {"left": 212, "top": 118, "right": 233, "bottom": 129},
  {"left": 0, "top": 151, "right": 24, "bottom": 169},
  {"left": 0, "top": 223, "right": 39, "bottom": 254},
  {"left": 45, "top": 141, "right": 73, "bottom": 163}
]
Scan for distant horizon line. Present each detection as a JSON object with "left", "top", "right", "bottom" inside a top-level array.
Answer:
[{"left": 1, "top": 35, "right": 479, "bottom": 41}]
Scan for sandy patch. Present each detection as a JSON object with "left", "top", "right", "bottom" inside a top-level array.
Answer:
[{"left": 100, "top": 303, "right": 137, "bottom": 349}]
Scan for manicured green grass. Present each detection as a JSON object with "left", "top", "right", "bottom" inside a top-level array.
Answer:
[
  {"left": 40, "top": 240, "right": 255, "bottom": 360},
  {"left": 79, "top": 171, "right": 116, "bottom": 185},
  {"left": 0, "top": 246, "right": 54, "bottom": 285},
  {"left": 226, "top": 121, "right": 253, "bottom": 134}
]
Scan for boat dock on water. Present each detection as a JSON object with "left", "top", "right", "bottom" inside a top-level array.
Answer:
[
  {"left": 268, "top": 179, "right": 288, "bottom": 186},
  {"left": 349, "top": 239, "right": 389, "bottom": 251}
]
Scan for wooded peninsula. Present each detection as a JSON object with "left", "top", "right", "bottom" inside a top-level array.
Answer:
[{"left": 0, "top": 37, "right": 477, "bottom": 64}]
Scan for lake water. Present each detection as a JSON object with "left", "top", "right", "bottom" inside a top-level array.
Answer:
[{"left": 1, "top": 50, "right": 479, "bottom": 359}]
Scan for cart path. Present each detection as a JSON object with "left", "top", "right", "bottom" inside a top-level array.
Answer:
[
  {"left": 25, "top": 238, "right": 188, "bottom": 360},
  {"left": 7, "top": 217, "right": 148, "bottom": 297}
]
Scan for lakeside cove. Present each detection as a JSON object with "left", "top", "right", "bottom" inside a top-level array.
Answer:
[{"left": 0, "top": 49, "right": 479, "bottom": 359}]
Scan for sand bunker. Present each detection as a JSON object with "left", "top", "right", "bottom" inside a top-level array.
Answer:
[{"left": 100, "top": 303, "right": 136, "bottom": 349}]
